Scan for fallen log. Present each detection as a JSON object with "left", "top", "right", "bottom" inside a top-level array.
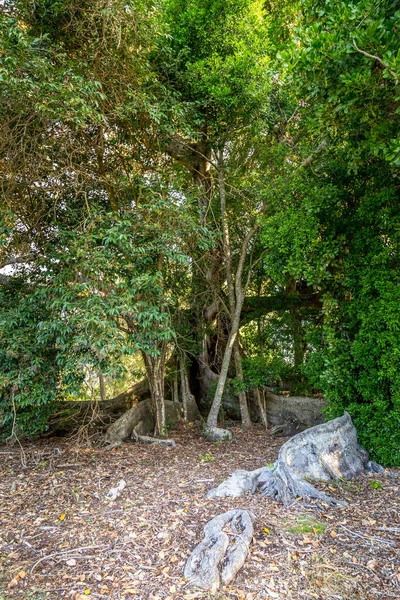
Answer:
[
  {"left": 184, "top": 509, "right": 253, "bottom": 593},
  {"left": 131, "top": 431, "right": 176, "bottom": 447},
  {"left": 207, "top": 413, "right": 384, "bottom": 507}
]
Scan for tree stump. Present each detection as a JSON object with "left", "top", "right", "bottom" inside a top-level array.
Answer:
[{"left": 207, "top": 413, "right": 384, "bottom": 506}]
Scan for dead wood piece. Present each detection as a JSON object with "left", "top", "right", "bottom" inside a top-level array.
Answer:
[
  {"left": 131, "top": 431, "right": 176, "bottom": 447},
  {"left": 184, "top": 509, "right": 253, "bottom": 592},
  {"left": 208, "top": 413, "right": 382, "bottom": 507},
  {"left": 106, "top": 479, "right": 126, "bottom": 500},
  {"left": 207, "top": 467, "right": 271, "bottom": 499}
]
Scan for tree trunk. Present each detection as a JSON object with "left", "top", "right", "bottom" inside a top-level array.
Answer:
[
  {"left": 173, "top": 366, "right": 179, "bottom": 404},
  {"left": 233, "top": 340, "right": 251, "bottom": 429},
  {"left": 142, "top": 350, "right": 166, "bottom": 437},
  {"left": 255, "top": 387, "right": 268, "bottom": 428},
  {"left": 207, "top": 306, "right": 242, "bottom": 428},
  {"left": 180, "top": 357, "right": 189, "bottom": 420},
  {"left": 104, "top": 398, "right": 182, "bottom": 448},
  {"left": 99, "top": 373, "right": 106, "bottom": 402}
]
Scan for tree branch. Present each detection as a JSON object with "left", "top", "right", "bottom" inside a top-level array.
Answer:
[{"left": 352, "top": 39, "right": 398, "bottom": 83}]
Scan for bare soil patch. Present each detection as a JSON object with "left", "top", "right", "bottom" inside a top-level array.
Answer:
[{"left": 0, "top": 424, "right": 399, "bottom": 599}]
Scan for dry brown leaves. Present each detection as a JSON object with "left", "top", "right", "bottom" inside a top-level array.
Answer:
[{"left": 0, "top": 424, "right": 399, "bottom": 599}]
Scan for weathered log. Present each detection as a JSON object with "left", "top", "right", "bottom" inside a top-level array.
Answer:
[
  {"left": 132, "top": 431, "right": 176, "bottom": 448},
  {"left": 184, "top": 509, "right": 253, "bottom": 592},
  {"left": 207, "top": 413, "right": 384, "bottom": 507}
]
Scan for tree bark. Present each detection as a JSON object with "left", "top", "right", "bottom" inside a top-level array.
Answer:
[
  {"left": 99, "top": 374, "right": 106, "bottom": 403},
  {"left": 179, "top": 357, "right": 190, "bottom": 420},
  {"left": 206, "top": 308, "right": 241, "bottom": 428},
  {"left": 207, "top": 413, "right": 385, "bottom": 507},
  {"left": 206, "top": 150, "right": 257, "bottom": 429},
  {"left": 255, "top": 387, "right": 268, "bottom": 428},
  {"left": 142, "top": 349, "right": 166, "bottom": 437},
  {"left": 173, "top": 366, "right": 179, "bottom": 404},
  {"left": 184, "top": 509, "right": 253, "bottom": 592},
  {"left": 233, "top": 341, "right": 251, "bottom": 429}
]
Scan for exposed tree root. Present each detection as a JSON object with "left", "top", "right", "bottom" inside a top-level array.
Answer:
[
  {"left": 202, "top": 426, "right": 232, "bottom": 442},
  {"left": 131, "top": 431, "right": 176, "bottom": 447},
  {"left": 104, "top": 399, "right": 182, "bottom": 448},
  {"left": 184, "top": 509, "right": 253, "bottom": 592},
  {"left": 207, "top": 413, "right": 384, "bottom": 507}
]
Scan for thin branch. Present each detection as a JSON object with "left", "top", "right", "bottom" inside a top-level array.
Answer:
[
  {"left": 235, "top": 224, "right": 259, "bottom": 299},
  {"left": 353, "top": 39, "right": 398, "bottom": 83},
  {"left": 244, "top": 249, "right": 269, "bottom": 294}
]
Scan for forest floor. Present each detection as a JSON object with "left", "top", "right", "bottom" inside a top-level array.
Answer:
[{"left": 0, "top": 424, "right": 399, "bottom": 600}]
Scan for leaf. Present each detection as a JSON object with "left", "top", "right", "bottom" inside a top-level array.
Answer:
[
  {"left": 330, "top": 530, "right": 337, "bottom": 538},
  {"left": 66, "top": 559, "right": 76, "bottom": 566},
  {"left": 59, "top": 513, "right": 66, "bottom": 521}
]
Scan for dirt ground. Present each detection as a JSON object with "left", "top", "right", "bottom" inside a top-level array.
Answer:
[{"left": 0, "top": 424, "right": 399, "bottom": 600}]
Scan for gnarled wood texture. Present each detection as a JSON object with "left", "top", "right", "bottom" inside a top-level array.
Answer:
[
  {"left": 207, "top": 413, "right": 384, "bottom": 506},
  {"left": 184, "top": 509, "right": 253, "bottom": 592}
]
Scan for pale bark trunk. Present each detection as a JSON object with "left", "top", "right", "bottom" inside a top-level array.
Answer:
[
  {"left": 207, "top": 151, "right": 256, "bottom": 429},
  {"left": 207, "top": 307, "right": 241, "bottom": 428},
  {"left": 173, "top": 367, "right": 179, "bottom": 404},
  {"left": 255, "top": 387, "right": 268, "bottom": 428},
  {"left": 180, "top": 357, "right": 189, "bottom": 421},
  {"left": 233, "top": 341, "right": 251, "bottom": 429}
]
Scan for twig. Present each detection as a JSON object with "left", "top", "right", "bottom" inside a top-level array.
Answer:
[
  {"left": 31, "top": 545, "right": 105, "bottom": 572},
  {"left": 340, "top": 525, "right": 395, "bottom": 546},
  {"left": 6, "top": 384, "right": 27, "bottom": 468},
  {"left": 353, "top": 39, "right": 398, "bottom": 83},
  {"left": 344, "top": 560, "right": 381, "bottom": 580}
]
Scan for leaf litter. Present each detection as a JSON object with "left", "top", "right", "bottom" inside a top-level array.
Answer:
[{"left": 0, "top": 424, "right": 399, "bottom": 599}]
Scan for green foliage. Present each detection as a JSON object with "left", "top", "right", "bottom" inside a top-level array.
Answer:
[
  {"left": 158, "top": 0, "right": 270, "bottom": 135},
  {"left": 288, "top": 517, "right": 327, "bottom": 535},
  {"left": 369, "top": 480, "right": 383, "bottom": 490},
  {"left": 199, "top": 452, "right": 215, "bottom": 462},
  {"left": 287, "top": 0, "right": 400, "bottom": 168},
  {"left": 0, "top": 195, "right": 207, "bottom": 436},
  {"left": 325, "top": 400, "right": 400, "bottom": 467},
  {"left": 240, "top": 355, "right": 294, "bottom": 391}
]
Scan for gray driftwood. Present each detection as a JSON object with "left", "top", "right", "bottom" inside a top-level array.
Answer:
[
  {"left": 106, "top": 479, "right": 126, "bottom": 500},
  {"left": 131, "top": 430, "right": 176, "bottom": 447},
  {"left": 184, "top": 509, "right": 253, "bottom": 592},
  {"left": 207, "top": 413, "right": 383, "bottom": 507}
]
